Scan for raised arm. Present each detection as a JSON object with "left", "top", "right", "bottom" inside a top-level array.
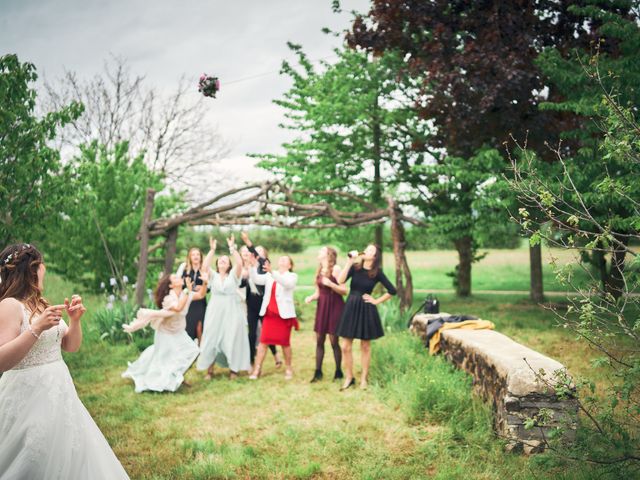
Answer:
[
  {"left": 337, "top": 254, "right": 355, "bottom": 285},
  {"left": 202, "top": 237, "right": 217, "bottom": 274},
  {"left": 61, "top": 294, "right": 87, "bottom": 353},
  {"left": 228, "top": 234, "right": 243, "bottom": 278},
  {"left": 241, "top": 231, "right": 259, "bottom": 258},
  {"left": 169, "top": 290, "right": 193, "bottom": 312}
]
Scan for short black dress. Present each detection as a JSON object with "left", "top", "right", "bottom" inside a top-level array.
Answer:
[
  {"left": 181, "top": 268, "right": 207, "bottom": 340},
  {"left": 336, "top": 265, "right": 397, "bottom": 340}
]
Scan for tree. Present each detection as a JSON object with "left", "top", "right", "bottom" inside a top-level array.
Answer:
[
  {"left": 0, "top": 54, "right": 82, "bottom": 247},
  {"left": 41, "top": 56, "right": 228, "bottom": 193},
  {"left": 44, "top": 141, "right": 179, "bottom": 291},
  {"left": 255, "top": 43, "right": 428, "bottom": 253},
  {"left": 509, "top": 77, "right": 640, "bottom": 478},
  {"left": 535, "top": 0, "right": 640, "bottom": 298},
  {"left": 346, "top": 0, "right": 626, "bottom": 297}
]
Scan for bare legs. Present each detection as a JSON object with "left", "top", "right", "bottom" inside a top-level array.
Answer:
[
  {"left": 360, "top": 340, "right": 371, "bottom": 389},
  {"left": 340, "top": 337, "right": 370, "bottom": 389},
  {"left": 250, "top": 343, "right": 291, "bottom": 379}
]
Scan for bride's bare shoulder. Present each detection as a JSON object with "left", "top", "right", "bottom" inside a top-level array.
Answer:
[{"left": 0, "top": 297, "right": 23, "bottom": 317}]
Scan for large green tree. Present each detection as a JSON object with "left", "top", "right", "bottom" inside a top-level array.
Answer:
[
  {"left": 256, "top": 43, "right": 427, "bottom": 251},
  {"left": 347, "top": 0, "right": 631, "bottom": 297},
  {"left": 0, "top": 54, "right": 82, "bottom": 247},
  {"left": 536, "top": 0, "right": 640, "bottom": 298}
]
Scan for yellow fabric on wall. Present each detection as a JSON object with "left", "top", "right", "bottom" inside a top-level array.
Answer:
[{"left": 429, "top": 319, "right": 495, "bottom": 355}]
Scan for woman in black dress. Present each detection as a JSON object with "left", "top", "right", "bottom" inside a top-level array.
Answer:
[
  {"left": 336, "top": 244, "right": 396, "bottom": 390},
  {"left": 176, "top": 247, "right": 209, "bottom": 343},
  {"left": 240, "top": 231, "right": 282, "bottom": 368}
]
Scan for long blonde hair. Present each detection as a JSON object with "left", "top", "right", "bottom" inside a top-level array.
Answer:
[
  {"left": 185, "top": 247, "right": 203, "bottom": 274},
  {"left": 315, "top": 246, "right": 337, "bottom": 279}
]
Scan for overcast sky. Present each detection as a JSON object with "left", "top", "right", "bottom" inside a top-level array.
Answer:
[{"left": 0, "top": 0, "right": 370, "bottom": 181}]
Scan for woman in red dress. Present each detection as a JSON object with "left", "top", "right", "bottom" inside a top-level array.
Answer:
[
  {"left": 305, "top": 246, "right": 346, "bottom": 383},
  {"left": 249, "top": 255, "right": 298, "bottom": 380}
]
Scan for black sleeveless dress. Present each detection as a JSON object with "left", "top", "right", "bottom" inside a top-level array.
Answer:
[
  {"left": 336, "top": 266, "right": 397, "bottom": 340},
  {"left": 181, "top": 268, "right": 207, "bottom": 340}
]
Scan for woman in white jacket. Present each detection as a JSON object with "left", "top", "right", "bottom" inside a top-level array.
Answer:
[{"left": 249, "top": 255, "right": 298, "bottom": 380}]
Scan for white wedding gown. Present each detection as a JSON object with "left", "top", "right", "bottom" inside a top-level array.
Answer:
[{"left": 0, "top": 304, "right": 129, "bottom": 480}]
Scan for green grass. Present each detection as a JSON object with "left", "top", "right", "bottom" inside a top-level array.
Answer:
[{"left": 39, "top": 250, "right": 619, "bottom": 479}]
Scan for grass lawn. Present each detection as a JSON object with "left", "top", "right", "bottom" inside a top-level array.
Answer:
[{"left": 39, "top": 260, "right": 615, "bottom": 479}]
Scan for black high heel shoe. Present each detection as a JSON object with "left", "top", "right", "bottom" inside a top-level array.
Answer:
[
  {"left": 340, "top": 378, "right": 355, "bottom": 391},
  {"left": 334, "top": 369, "right": 344, "bottom": 380},
  {"left": 310, "top": 370, "right": 323, "bottom": 383}
]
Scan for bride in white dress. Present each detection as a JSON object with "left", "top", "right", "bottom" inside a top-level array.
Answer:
[
  {"left": 121, "top": 274, "right": 200, "bottom": 392},
  {"left": 0, "top": 243, "right": 129, "bottom": 480}
]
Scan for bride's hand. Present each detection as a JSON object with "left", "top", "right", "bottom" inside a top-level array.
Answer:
[
  {"left": 32, "top": 305, "right": 65, "bottom": 335},
  {"left": 64, "top": 295, "right": 86, "bottom": 322}
]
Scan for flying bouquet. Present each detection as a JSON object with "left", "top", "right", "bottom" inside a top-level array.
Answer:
[{"left": 198, "top": 74, "right": 220, "bottom": 98}]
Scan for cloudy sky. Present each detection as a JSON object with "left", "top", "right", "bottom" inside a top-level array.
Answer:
[{"left": 1, "top": 0, "right": 370, "bottom": 181}]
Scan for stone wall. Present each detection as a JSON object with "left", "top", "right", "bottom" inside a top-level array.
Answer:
[{"left": 411, "top": 314, "right": 578, "bottom": 454}]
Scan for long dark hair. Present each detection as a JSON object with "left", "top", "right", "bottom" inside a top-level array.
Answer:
[
  {"left": 154, "top": 274, "right": 172, "bottom": 309},
  {"left": 0, "top": 243, "right": 49, "bottom": 315},
  {"left": 355, "top": 244, "right": 380, "bottom": 279}
]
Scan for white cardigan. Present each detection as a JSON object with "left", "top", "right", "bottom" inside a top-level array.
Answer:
[{"left": 250, "top": 268, "right": 298, "bottom": 319}]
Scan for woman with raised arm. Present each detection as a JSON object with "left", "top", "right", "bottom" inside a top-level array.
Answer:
[
  {"left": 305, "top": 246, "right": 346, "bottom": 383},
  {"left": 175, "top": 247, "right": 210, "bottom": 343},
  {"left": 249, "top": 254, "right": 299, "bottom": 380},
  {"left": 121, "top": 274, "right": 200, "bottom": 393},
  {"left": 0, "top": 243, "right": 129, "bottom": 479},
  {"left": 336, "top": 244, "right": 397, "bottom": 390},
  {"left": 196, "top": 235, "right": 251, "bottom": 380}
]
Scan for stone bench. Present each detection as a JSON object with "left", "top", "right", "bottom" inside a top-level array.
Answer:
[{"left": 411, "top": 314, "right": 578, "bottom": 454}]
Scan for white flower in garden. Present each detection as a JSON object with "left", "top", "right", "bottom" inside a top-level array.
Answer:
[
  {"left": 100, "top": 282, "right": 105, "bottom": 289},
  {"left": 109, "top": 278, "right": 117, "bottom": 286},
  {"left": 133, "top": 282, "right": 137, "bottom": 289},
  {"left": 122, "top": 275, "right": 129, "bottom": 284},
  {"left": 106, "top": 302, "right": 113, "bottom": 310},
  {"left": 121, "top": 295, "right": 128, "bottom": 303},
  {"left": 108, "top": 294, "right": 115, "bottom": 302}
]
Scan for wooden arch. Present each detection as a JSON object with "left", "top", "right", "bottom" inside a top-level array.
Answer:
[{"left": 135, "top": 181, "right": 424, "bottom": 310}]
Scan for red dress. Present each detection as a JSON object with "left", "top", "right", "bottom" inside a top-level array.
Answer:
[{"left": 260, "top": 283, "right": 299, "bottom": 346}]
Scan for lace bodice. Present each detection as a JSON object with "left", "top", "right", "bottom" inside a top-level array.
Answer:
[{"left": 13, "top": 304, "right": 67, "bottom": 370}]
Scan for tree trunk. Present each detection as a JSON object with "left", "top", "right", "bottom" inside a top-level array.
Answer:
[
  {"left": 529, "top": 241, "right": 544, "bottom": 303},
  {"left": 606, "top": 234, "right": 629, "bottom": 299},
  {"left": 388, "top": 197, "right": 413, "bottom": 310},
  {"left": 454, "top": 236, "right": 473, "bottom": 297},
  {"left": 163, "top": 227, "right": 179, "bottom": 276},
  {"left": 135, "top": 189, "right": 156, "bottom": 306},
  {"left": 372, "top": 94, "right": 383, "bottom": 261}
]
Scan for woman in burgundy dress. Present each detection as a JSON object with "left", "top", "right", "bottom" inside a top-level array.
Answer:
[
  {"left": 249, "top": 255, "right": 299, "bottom": 380},
  {"left": 305, "top": 246, "right": 346, "bottom": 383}
]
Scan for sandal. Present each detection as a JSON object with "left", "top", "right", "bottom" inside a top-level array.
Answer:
[
  {"left": 249, "top": 367, "right": 261, "bottom": 380},
  {"left": 284, "top": 369, "right": 293, "bottom": 380}
]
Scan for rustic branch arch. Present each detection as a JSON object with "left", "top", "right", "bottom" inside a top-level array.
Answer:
[{"left": 135, "top": 181, "right": 425, "bottom": 310}]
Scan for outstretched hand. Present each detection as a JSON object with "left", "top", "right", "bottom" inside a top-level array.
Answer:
[
  {"left": 241, "top": 231, "right": 251, "bottom": 246},
  {"left": 227, "top": 234, "right": 235, "bottom": 249},
  {"left": 209, "top": 236, "right": 217, "bottom": 252}
]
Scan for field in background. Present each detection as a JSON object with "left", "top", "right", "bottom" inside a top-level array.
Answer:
[{"left": 271, "top": 244, "right": 588, "bottom": 293}]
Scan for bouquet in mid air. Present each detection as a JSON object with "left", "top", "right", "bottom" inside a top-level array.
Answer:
[{"left": 198, "top": 74, "right": 220, "bottom": 98}]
